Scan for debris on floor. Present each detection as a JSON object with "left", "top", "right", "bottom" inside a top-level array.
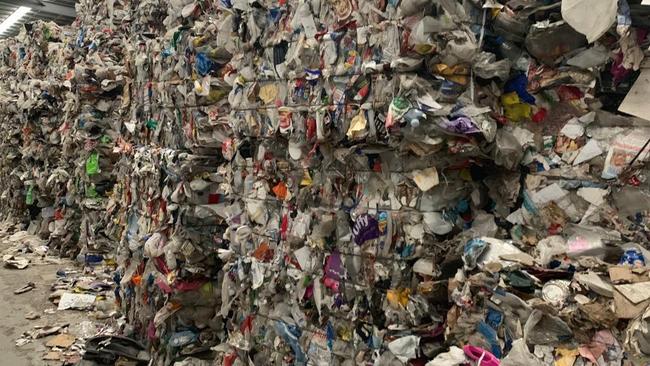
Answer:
[
  {"left": 33, "top": 324, "right": 68, "bottom": 340},
  {"left": 42, "top": 351, "right": 62, "bottom": 361},
  {"left": 0, "top": 228, "right": 119, "bottom": 364},
  {"left": 24, "top": 311, "right": 41, "bottom": 320},
  {"left": 46, "top": 333, "right": 77, "bottom": 349},
  {"left": 82, "top": 336, "right": 150, "bottom": 365},
  {"left": 3, "top": 255, "right": 30, "bottom": 270},
  {"left": 57, "top": 293, "right": 97, "bottom": 311},
  {"left": 14, "top": 282, "right": 36, "bottom": 295}
]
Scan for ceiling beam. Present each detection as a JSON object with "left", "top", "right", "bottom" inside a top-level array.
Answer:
[{"left": 0, "top": 0, "right": 75, "bottom": 19}]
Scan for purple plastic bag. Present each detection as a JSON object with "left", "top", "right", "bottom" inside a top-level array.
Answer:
[
  {"left": 438, "top": 116, "right": 481, "bottom": 135},
  {"left": 352, "top": 214, "right": 381, "bottom": 245}
]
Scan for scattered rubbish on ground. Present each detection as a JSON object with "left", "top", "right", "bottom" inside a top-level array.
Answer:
[
  {"left": 57, "top": 293, "right": 97, "bottom": 311},
  {"left": 3, "top": 255, "right": 29, "bottom": 269},
  {"left": 24, "top": 311, "right": 40, "bottom": 320},
  {"left": 42, "top": 351, "right": 62, "bottom": 361},
  {"left": 14, "top": 281, "right": 35, "bottom": 295},
  {"left": 46, "top": 333, "right": 77, "bottom": 349},
  {"left": 83, "top": 335, "right": 150, "bottom": 364}
]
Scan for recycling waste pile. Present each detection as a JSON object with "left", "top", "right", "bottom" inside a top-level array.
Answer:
[
  {"left": 0, "top": 21, "right": 81, "bottom": 257},
  {"left": 4, "top": 0, "right": 650, "bottom": 364}
]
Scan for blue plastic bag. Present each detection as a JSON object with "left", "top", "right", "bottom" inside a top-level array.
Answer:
[
  {"left": 195, "top": 53, "right": 214, "bottom": 76},
  {"left": 504, "top": 73, "right": 535, "bottom": 104},
  {"left": 274, "top": 320, "right": 307, "bottom": 365}
]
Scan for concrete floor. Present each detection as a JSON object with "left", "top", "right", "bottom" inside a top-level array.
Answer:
[{"left": 0, "top": 247, "right": 87, "bottom": 365}]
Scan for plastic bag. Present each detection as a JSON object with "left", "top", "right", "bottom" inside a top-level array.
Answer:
[{"left": 85, "top": 152, "right": 100, "bottom": 176}]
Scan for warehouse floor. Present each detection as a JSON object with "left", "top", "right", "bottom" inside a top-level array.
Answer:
[{"left": 0, "top": 240, "right": 91, "bottom": 366}]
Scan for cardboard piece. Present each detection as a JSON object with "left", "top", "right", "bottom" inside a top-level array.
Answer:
[
  {"left": 42, "top": 352, "right": 62, "bottom": 360},
  {"left": 615, "top": 282, "right": 650, "bottom": 304},
  {"left": 609, "top": 266, "right": 649, "bottom": 283},
  {"left": 46, "top": 333, "right": 76, "bottom": 348},
  {"left": 614, "top": 289, "right": 650, "bottom": 319}
]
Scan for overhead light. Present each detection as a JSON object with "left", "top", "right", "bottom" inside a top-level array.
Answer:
[{"left": 0, "top": 7, "right": 31, "bottom": 36}]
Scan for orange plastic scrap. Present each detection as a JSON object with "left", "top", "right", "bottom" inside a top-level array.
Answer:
[
  {"left": 252, "top": 242, "right": 274, "bottom": 262},
  {"left": 272, "top": 181, "right": 288, "bottom": 200},
  {"left": 131, "top": 274, "right": 142, "bottom": 286}
]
